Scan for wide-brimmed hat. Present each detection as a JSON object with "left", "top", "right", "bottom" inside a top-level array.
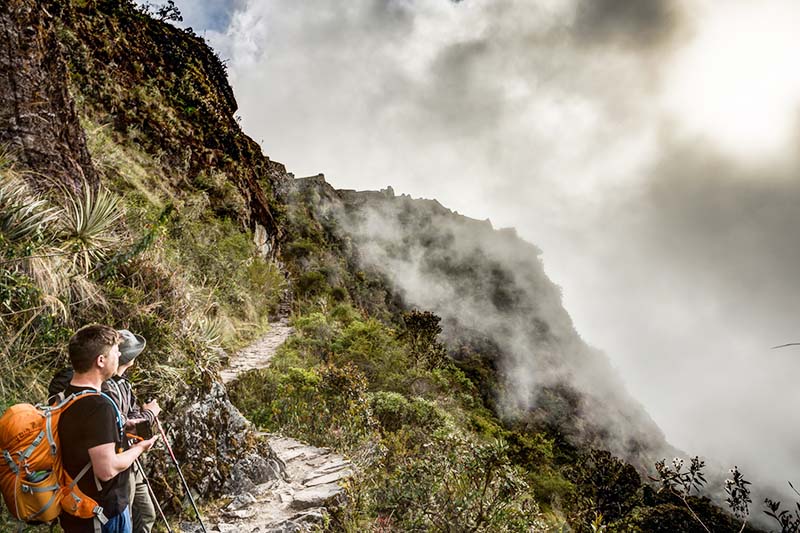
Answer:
[{"left": 117, "top": 329, "right": 146, "bottom": 364}]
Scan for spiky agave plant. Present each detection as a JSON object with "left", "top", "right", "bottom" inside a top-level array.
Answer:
[
  {"left": 0, "top": 162, "right": 67, "bottom": 403},
  {"left": 192, "top": 315, "right": 225, "bottom": 348},
  {"left": 56, "top": 181, "right": 123, "bottom": 275},
  {"left": 0, "top": 165, "right": 68, "bottom": 318},
  {"left": 0, "top": 169, "right": 59, "bottom": 244}
]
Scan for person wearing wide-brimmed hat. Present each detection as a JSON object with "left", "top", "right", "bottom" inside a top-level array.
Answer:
[{"left": 104, "top": 329, "right": 160, "bottom": 533}]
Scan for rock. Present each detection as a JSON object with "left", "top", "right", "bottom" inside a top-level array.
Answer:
[
  {"left": 222, "top": 508, "right": 257, "bottom": 519},
  {"left": 253, "top": 479, "right": 279, "bottom": 495},
  {"left": 178, "top": 522, "right": 205, "bottom": 533},
  {"left": 212, "top": 524, "right": 240, "bottom": 532},
  {"left": 262, "top": 511, "right": 326, "bottom": 533},
  {"left": 225, "top": 492, "right": 257, "bottom": 511},
  {"left": 315, "top": 459, "right": 350, "bottom": 473},
  {"left": 290, "top": 483, "right": 344, "bottom": 510},
  {"left": 151, "top": 381, "right": 285, "bottom": 502},
  {"left": 288, "top": 509, "right": 326, "bottom": 528},
  {"left": 0, "top": 0, "right": 98, "bottom": 191},
  {"left": 302, "top": 468, "right": 351, "bottom": 487}
]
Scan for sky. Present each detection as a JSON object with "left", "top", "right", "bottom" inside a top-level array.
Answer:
[{"left": 170, "top": 0, "right": 800, "bottom": 497}]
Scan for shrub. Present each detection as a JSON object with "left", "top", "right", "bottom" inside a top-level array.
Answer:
[
  {"left": 370, "top": 391, "right": 447, "bottom": 434},
  {"left": 376, "top": 433, "right": 545, "bottom": 532},
  {"left": 564, "top": 449, "right": 642, "bottom": 531},
  {"left": 331, "top": 318, "right": 408, "bottom": 389},
  {"left": 230, "top": 362, "right": 377, "bottom": 453},
  {"left": 296, "top": 270, "right": 328, "bottom": 298},
  {"left": 400, "top": 309, "right": 448, "bottom": 371}
]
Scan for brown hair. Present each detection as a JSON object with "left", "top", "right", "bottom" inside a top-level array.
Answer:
[{"left": 68, "top": 325, "right": 120, "bottom": 373}]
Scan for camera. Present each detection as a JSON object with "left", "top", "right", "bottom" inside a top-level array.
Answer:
[{"left": 133, "top": 419, "right": 154, "bottom": 440}]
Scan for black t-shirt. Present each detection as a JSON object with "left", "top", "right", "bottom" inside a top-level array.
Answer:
[{"left": 58, "top": 385, "right": 130, "bottom": 532}]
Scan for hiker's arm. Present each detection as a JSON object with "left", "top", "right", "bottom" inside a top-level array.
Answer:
[{"left": 88, "top": 436, "right": 158, "bottom": 482}]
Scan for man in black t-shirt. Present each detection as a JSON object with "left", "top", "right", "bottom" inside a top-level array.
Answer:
[{"left": 58, "top": 325, "right": 158, "bottom": 533}]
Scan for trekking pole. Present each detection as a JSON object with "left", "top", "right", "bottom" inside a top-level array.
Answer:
[
  {"left": 134, "top": 458, "right": 174, "bottom": 533},
  {"left": 154, "top": 417, "right": 208, "bottom": 533}
]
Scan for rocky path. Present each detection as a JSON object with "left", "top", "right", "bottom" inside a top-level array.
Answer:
[
  {"left": 207, "top": 319, "right": 353, "bottom": 533},
  {"left": 209, "top": 436, "right": 352, "bottom": 532},
  {"left": 220, "top": 317, "right": 294, "bottom": 384}
]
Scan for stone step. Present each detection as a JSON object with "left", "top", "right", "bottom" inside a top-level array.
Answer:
[{"left": 302, "top": 468, "right": 352, "bottom": 487}]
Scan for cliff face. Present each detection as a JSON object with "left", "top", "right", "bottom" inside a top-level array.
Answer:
[
  {"left": 0, "top": 0, "right": 286, "bottom": 246},
  {"left": 0, "top": 0, "right": 97, "bottom": 190}
]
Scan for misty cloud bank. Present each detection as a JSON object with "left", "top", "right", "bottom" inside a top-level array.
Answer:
[{"left": 175, "top": 0, "right": 800, "bottom": 504}]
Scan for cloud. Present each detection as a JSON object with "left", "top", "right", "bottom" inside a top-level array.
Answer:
[
  {"left": 330, "top": 191, "right": 669, "bottom": 462},
  {"left": 573, "top": 0, "right": 682, "bottom": 49},
  {"left": 172, "top": 0, "right": 247, "bottom": 32}
]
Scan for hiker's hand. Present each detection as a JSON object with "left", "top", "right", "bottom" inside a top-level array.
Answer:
[
  {"left": 143, "top": 399, "right": 161, "bottom": 419},
  {"left": 137, "top": 435, "right": 159, "bottom": 453}
]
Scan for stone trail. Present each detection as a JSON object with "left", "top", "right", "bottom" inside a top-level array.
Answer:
[
  {"left": 194, "top": 318, "right": 353, "bottom": 533},
  {"left": 207, "top": 436, "right": 352, "bottom": 532},
  {"left": 219, "top": 317, "right": 294, "bottom": 384}
]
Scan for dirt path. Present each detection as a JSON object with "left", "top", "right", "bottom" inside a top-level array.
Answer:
[{"left": 206, "top": 319, "right": 353, "bottom": 533}]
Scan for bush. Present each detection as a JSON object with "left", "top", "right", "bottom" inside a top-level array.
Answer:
[
  {"left": 331, "top": 318, "right": 408, "bottom": 389},
  {"left": 230, "top": 362, "right": 377, "bottom": 453},
  {"left": 296, "top": 270, "right": 328, "bottom": 298},
  {"left": 376, "top": 434, "right": 545, "bottom": 532},
  {"left": 400, "top": 309, "right": 448, "bottom": 371},
  {"left": 370, "top": 391, "right": 447, "bottom": 434},
  {"left": 564, "top": 449, "right": 642, "bottom": 531}
]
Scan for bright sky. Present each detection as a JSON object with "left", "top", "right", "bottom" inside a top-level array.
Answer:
[
  {"left": 171, "top": 0, "right": 800, "bottom": 499},
  {"left": 662, "top": 0, "right": 800, "bottom": 162}
]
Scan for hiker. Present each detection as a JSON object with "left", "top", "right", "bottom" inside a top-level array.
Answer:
[
  {"left": 107, "top": 329, "right": 160, "bottom": 533},
  {"left": 49, "top": 330, "right": 161, "bottom": 533},
  {"left": 58, "top": 325, "right": 158, "bottom": 533}
]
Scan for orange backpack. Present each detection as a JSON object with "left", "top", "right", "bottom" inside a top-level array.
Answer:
[{"left": 0, "top": 391, "right": 122, "bottom": 526}]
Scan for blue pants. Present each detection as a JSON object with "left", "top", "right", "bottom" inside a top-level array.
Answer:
[{"left": 102, "top": 508, "right": 132, "bottom": 533}]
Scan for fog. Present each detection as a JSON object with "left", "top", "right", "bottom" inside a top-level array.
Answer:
[
  {"left": 174, "top": 0, "right": 800, "bottom": 500},
  {"left": 328, "top": 190, "right": 671, "bottom": 465}
]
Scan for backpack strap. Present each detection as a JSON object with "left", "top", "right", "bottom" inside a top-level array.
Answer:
[
  {"left": 20, "top": 431, "right": 45, "bottom": 461},
  {"left": 3, "top": 449, "right": 19, "bottom": 474},
  {"left": 45, "top": 411, "right": 57, "bottom": 456},
  {"left": 104, "top": 378, "right": 127, "bottom": 421},
  {"left": 64, "top": 462, "right": 109, "bottom": 527},
  {"left": 97, "top": 391, "right": 125, "bottom": 436},
  {"left": 69, "top": 462, "right": 94, "bottom": 489},
  {"left": 39, "top": 389, "right": 102, "bottom": 458}
]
